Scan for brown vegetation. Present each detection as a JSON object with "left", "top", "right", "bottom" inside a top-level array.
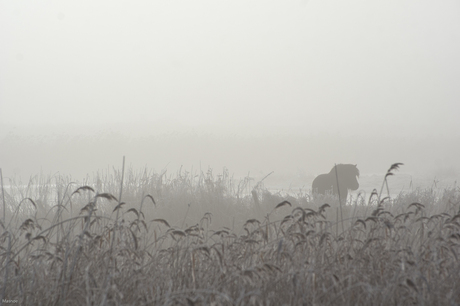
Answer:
[{"left": 0, "top": 165, "right": 459, "bottom": 305}]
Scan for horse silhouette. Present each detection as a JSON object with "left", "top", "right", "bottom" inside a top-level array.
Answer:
[{"left": 312, "top": 164, "right": 360, "bottom": 202}]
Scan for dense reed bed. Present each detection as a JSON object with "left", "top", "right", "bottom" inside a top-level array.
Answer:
[{"left": 0, "top": 164, "right": 459, "bottom": 305}]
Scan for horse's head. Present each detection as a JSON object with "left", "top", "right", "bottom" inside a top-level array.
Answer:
[
  {"left": 333, "top": 164, "right": 360, "bottom": 191},
  {"left": 346, "top": 165, "right": 359, "bottom": 190}
]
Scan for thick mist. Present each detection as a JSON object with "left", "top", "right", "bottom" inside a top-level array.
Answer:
[
  {"left": 1, "top": 123, "right": 458, "bottom": 195},
  {"left": 1, "top": 0, "right": 459, "bottom": 192}
]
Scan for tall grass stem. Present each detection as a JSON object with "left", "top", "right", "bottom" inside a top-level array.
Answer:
[
  {"left": 334, "top": 163, "right": 345, "bottom": 233},
  {"left": 0, "top": 168, "right": 4, "bottom": 226}
]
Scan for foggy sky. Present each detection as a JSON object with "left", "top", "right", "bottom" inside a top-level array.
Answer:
[{"left": 1, "top": 1, "right": 460, "bottom": 182}]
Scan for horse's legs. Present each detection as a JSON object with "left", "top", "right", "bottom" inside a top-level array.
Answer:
[{"left": 333, "top": 184, "right": 348, "bottom": 204}]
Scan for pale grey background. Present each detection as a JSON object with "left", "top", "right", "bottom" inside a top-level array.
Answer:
[{"left": 1, "top": 1, "right": 459, "bottom": 188}]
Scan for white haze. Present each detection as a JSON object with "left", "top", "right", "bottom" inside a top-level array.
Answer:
[{"left": 1, "top": 1, "right": 459, "bottom": 189}]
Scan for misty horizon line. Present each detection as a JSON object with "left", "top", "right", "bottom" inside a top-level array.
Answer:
[{"left": 1, "top": 122, "right": 457, "bottom": 140}]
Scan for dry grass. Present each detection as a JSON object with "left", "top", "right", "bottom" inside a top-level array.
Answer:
[{"left": 1, "top": 165, "right": 460, "bottom": 305}]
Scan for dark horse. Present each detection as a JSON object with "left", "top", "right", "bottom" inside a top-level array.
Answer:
[{"left": 312, "top": 164, "right": 360, "bottom": 202}]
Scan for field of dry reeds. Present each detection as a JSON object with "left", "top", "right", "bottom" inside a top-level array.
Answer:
[{"left": 1, "top": 163, "right": 460, "bottom": 305}]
